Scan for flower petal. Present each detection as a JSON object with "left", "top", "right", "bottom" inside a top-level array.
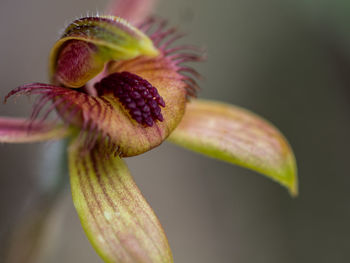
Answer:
[
  {"left": 168, "top": 99, "right": 298, "bottom": 196},
  {"left": 50, "top": 16, "right": 159, "bottom": 88},
  {"left": 68, "top": 142, "right": 173, "bottom": 263},
  {"left": 106, "top": 0, "right": 158, "bottom": 25},
  {"left": 0, "top": 117, "right": 70, "bottom": 143}
]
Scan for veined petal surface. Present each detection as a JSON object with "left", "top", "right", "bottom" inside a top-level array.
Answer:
[
  {"left": 168, "top": 99, "right": 298, "bottom": 196},
  {"left": 0, "top": 117, "right": 69, "bottom": 143},
  {"left": 68, "top": 142, "right": 173, "bottom": 263}
]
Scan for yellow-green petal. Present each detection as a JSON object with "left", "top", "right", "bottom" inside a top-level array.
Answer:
[
  {"left": 68, "top": 142, "right": 173, "bottom": 263},
  {"left": 168, "top": 99, "right": 298, "bottom": 196},
  {"left": 50, "top": 16, "right": 159, "bottom": 88}
]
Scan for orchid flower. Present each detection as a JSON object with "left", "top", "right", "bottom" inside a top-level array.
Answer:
[{"left": 1, "top": 0, "right": 297, "bottom": 262}]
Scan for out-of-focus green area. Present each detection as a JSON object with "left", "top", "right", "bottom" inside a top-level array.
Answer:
[{"left": 0, "top": 0, "right": 349, "bottom": 262}]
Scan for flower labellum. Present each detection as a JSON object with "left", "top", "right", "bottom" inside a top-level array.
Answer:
[{"left": 6, "top": 15, "right": 199, "bottom": 157}]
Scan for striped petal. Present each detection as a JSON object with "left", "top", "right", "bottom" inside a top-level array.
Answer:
[
  {"left": 168, "top": 99, "right": 298, "bottom": 196},
  {"left": 68, "top": 141, "right": 173, "bottom": 263},
  {"left": 50, "top": 16, "right": 159, "bottom": 88},
  {"left": 0, "top": 117, "right": 70, "bottom": 143}
]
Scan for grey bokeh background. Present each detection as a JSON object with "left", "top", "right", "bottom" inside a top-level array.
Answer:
[{"left": 1, "top": 0, "right": 350, "bottom": 262}]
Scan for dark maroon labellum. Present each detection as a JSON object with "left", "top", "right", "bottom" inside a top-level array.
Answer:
[{"left": 95, "top": 72, "right": 165, "bottom": 127}]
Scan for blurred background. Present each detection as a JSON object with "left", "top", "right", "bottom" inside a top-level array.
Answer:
[{"left": 1, "top": 0, "right": 350, "bottom": 262}]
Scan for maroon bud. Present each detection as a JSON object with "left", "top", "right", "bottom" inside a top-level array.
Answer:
[
  {"left": 144, "top": 117, "right": 154, "bottom": 127},
  {"left": 142, "top": 105, "right": 150, "bottom": 113},
  {"left": 128, "top": 102, "right": 137, "bottom": 109},
  {"left": 136, "top": 99, "right": 145, "bottom": 107}
]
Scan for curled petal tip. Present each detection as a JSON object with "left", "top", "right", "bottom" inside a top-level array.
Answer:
[
  {"left": 50, "top": 16, "right": 159, "bottom": 88},
  {"left": 169, "top": 99, "right": 298, "bottom": 196}
]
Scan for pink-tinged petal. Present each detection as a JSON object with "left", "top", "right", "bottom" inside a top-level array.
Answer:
[
  {"left": 68, "top": 142, "right": 173, "bottom": 263},
  {"left": 168, "top": 99, "right": 298, "bottom": 196},
  {"left": 106, "top": 0, "right": 158, "bottom": 25},
  {"left": 0, "top": 117, "right": 70, "bottom": 143},
  {"left": 50, "top": 16, "right": 159, "bottom": 88}
]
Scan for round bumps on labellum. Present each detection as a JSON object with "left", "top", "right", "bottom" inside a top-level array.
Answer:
[{"left": 96, "top": 72, "right": 165, "bottom": 127}]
